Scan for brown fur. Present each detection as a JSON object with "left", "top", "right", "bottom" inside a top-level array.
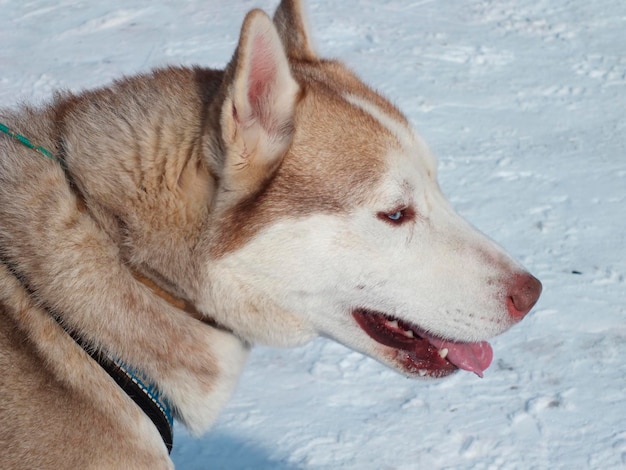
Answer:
[
  {"left": 0, "top": 1, "right": 474, "bottom": 466},
  {"left": 211, "top": 67, "right": 395, "bottom": 255}
]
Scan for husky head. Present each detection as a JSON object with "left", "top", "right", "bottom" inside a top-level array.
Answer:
[{"left": 193, "top": 0, "right": 542, "bottom": 379}]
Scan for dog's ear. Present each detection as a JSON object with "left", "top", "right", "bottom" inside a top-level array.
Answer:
[
  {"left": 219, "top": 9, "right": 299, "bottom": 202},
  {"left": 273, "top": 0, "right": 317, "bottom": 61}
]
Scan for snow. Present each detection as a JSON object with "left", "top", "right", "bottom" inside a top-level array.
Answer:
[{"left": 2, "top": 0, "right": 625, "bottom": 468}]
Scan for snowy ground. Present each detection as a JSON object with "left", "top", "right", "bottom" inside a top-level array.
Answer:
[{"left": 2, "top": 0, "right": 625, "bottom": 468}]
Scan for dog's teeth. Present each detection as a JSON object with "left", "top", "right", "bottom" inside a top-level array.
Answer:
[
  {"left": 387, "top": 320, "right": 399, "bottom": 329},
  {"left": 438, "top": 348, "right": 449, "bottom": 359},
  {"left": 418, "top": 370, "right": 427, "bottom": 377},
  {"left": 403, "top": 329, "right": 414, "bottom": 338}
]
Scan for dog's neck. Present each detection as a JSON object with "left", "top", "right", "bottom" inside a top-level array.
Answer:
[
  {"left": 133, "top": 270, "right": 232, "bottom": 336},
  {"left": 133, "top": 271, "right": 202, "bottom": 320},
  {"left": 61, "top": 273, "right": 207, "bottom": 454},
  {"left": 92, "top": 351, "right": 175, "bottom": 453},
  {"left": 47, "top": 302, "right": 176, "bottom": 453}
]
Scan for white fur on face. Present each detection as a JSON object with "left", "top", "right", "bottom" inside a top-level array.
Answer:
[
  {"left": 202, "top": 149, "right": 525, "bottom": 354},
  {"left": 200, "top": 90, "right": 529, "bottom": 373}
]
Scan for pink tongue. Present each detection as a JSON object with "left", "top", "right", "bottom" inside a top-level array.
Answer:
[{"left": 427, "top": 337, "right": 493, "bottom": 378}]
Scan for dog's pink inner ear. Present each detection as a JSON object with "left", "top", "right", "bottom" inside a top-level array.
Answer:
[
  {"left": 219, "top": 10, "right": 299, "bottom": 198},
  {"left": 246, "top": 35, "right": 278, "bottom": 128},
  {"left": 230, "top": 11, "right": 299, "bottom": 144}
]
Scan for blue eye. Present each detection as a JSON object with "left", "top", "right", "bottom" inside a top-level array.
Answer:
[{"left": 377, "top": 206, "right": 416, "bottom": 226}]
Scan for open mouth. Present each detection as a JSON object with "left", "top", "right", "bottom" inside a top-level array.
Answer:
[{"left": 352, "top": 309, "right": 493, "bottom": 378}]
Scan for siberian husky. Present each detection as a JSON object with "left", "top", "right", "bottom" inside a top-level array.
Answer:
[{"left": 0, "top": 0, "right": 541, "bottom": 467}]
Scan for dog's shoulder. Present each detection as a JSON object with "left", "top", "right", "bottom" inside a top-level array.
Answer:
[{"left": 0, "top": 263, "right": 173, "bottom": 469}]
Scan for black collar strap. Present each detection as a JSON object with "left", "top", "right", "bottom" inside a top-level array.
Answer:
[
  {"left": 67, "top": 331, "right": 174, "bottom": 453},
  {"left": 98, "top": 353, "right": 174, "bottom": 453}
]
